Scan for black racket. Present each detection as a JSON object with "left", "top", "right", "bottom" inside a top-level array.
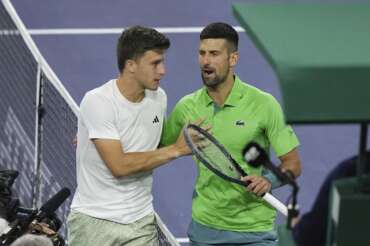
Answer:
[{"left": 183, "top": 123, "right": 288, "bottom": 216}]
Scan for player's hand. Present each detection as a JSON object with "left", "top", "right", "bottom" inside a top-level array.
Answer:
[
  {"left": 72, "top": 136, "right": 77, "bottom": 147},
  {"left": 241, "top": 175, "right": 272, "bottom": 197},
  {"left": 173, "top": 118, "right": 210, "bottom": 156}
]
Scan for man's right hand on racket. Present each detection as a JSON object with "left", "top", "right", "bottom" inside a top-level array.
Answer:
[
  {"left": 173, "top": 118, "right": 210, "bottom": 157},
  {"left": 241, "top": 175, "right": 272, "bottom": 197}
]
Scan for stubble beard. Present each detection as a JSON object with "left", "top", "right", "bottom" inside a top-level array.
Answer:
[{"left": 201, "top": 67, "right": 229, "bottom": 88}]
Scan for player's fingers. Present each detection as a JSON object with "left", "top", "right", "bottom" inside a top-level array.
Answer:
[
  {"left": 246, "top": 178, "right": 260, "bottom": 191},
  {"left": 187, "top": 128, "right": 203, "bottom": 140},
  {"left": 203, "top": 124, "right": 212, "bottom": 132},
  {"left": 251, "top": 178, "right": 264, "bottom": 191},
  {"left": 72, "top": 136, "right": 77, "bottom": 147},
  {"left": 196, "top": 140, "right": 210, "bottom": 149},
  {"left": 242, "top": 175, "right": 257, "bottom": 182},
  {"left": 241, "top": 176, "right": 251, "bottom": 189},
  {"left": 190, "top": 117, "right": 206, "bottom": 126},
  {"left": 254, "top": 182, "right": 270, "bottom": 196}
]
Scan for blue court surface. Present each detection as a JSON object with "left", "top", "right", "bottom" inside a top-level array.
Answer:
[{"left": 9, "top": 0, "right": 370, "bottom": 243}]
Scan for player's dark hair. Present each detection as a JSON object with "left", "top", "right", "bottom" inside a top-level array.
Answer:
[
  {"left": 117, "top": 26, "right": 170, "bottom": 72},
  {"left": 200, "top": 22, "right": 238, "bottom": 52}
]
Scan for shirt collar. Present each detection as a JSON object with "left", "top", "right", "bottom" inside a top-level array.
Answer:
[{"left": 199, "top": 75, "right": 244, "bottom": 107}]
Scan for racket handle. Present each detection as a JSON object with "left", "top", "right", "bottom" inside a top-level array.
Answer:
[{"left": 262, "top": 193, "right": 288, "bottom": 217}]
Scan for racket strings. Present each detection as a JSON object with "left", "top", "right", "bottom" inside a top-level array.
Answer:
[{"left": 192, "top": 133, "right": 240, "bottom": 179}]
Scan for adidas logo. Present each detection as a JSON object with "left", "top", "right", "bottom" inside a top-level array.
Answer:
[
  {"left": 152, "top": 115, "right": 159, "bottom": 124},
  {"left": 235, "top": 120, "right": 245, "bottom": 127}
]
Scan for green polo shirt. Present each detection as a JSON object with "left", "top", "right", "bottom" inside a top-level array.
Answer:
[{"left": 162, "top": 75, "right": 299, "bottom": 232}]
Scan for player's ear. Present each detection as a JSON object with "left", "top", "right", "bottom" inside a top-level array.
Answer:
[
  {"left": 229, "top": 51, "right": 239, "bottom": 67},
  {"left": 125, "top": 59, "right": 137, "bottom": 73}
]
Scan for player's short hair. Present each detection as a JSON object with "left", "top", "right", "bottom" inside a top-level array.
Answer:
[
  {"left": 117, "top": 26, "right": 170, "bottom": 72},
  {"left": 200, "top": 22, "right": 238, "bottom": 52}
]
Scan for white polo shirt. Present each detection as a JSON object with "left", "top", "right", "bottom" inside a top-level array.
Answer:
[{"left": 70, "top": 79, "right": 167, "bottom": 224}]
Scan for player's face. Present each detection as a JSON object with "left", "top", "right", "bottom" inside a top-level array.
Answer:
[
  {"left": 134, "top": 49, "right": 166, "bottom": 91},
  {"left": 199, "top": 39, "right": 233, "bottom": 87}
]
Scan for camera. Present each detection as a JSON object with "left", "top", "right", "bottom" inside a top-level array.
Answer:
[
  {"left": 0, "top": 170, "right": 66, "bottom": 246},
  {"left": 0, "top": 170, "right": 19, "bottom": 223}
]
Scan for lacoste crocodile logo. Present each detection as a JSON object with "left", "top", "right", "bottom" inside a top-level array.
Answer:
[{"left": 235, "top": 120, "right": 245, "bottom": 127}]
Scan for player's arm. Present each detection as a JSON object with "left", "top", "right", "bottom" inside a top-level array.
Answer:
[
  {"left": 93, "top": 130, "right": 192, "bottom": 178},
  {"left": 244, "top": 96, "right": 301, "bottom": 195},
  {"left": 278, "top": 147, "right": 301, "bottom": 178},
  {"left": 265, "top": 95, "right": 302, "bottom": 178},
  {"left": 80, "top": 92, "right": 191, "bottom": 177}
]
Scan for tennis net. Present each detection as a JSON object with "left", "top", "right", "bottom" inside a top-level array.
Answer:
[{"left": 0, "top": 0, "right": 179, "bottom": 245}]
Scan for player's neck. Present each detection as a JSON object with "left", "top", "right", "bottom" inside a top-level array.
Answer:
[
  {"left": 207, "top": 73, "right": 234, "bottom": 107},
  {"left": 116, "top": 74, "right": 145, "bottom": 103}
]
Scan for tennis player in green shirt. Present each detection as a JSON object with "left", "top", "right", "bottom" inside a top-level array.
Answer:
[{"left": 162, "top": 22, "right": 302, "bottom": 245}]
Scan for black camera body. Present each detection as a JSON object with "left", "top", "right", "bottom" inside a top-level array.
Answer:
[
  {"left": 0, "top": 170, "right": 65, "bottom": 246},
  {"left": 0, "top": 170, "right": 19, "bottom": 222}
]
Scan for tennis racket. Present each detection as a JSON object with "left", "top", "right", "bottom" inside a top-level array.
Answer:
[{"left": 183, "top": 123, "right": 288, "bottom": 216}]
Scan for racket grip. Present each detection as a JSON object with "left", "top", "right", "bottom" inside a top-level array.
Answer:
[{"left": 262, "top": 193, "right": 288, "bottom": 217}]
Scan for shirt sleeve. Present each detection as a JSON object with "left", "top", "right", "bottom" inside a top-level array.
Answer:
[
  {"left": 160, "top": 101, "right": 187, "bottom": 146},
  {"left": 79, "top": 92, "right": 120, "bottom": 140},
  {"left": 263, "top": 95, "right": 300, "bottom": 157}
]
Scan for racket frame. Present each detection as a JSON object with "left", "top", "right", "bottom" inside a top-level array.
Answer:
[{"left": 183, "top": 124, "right": 249, "bottom": 186}]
